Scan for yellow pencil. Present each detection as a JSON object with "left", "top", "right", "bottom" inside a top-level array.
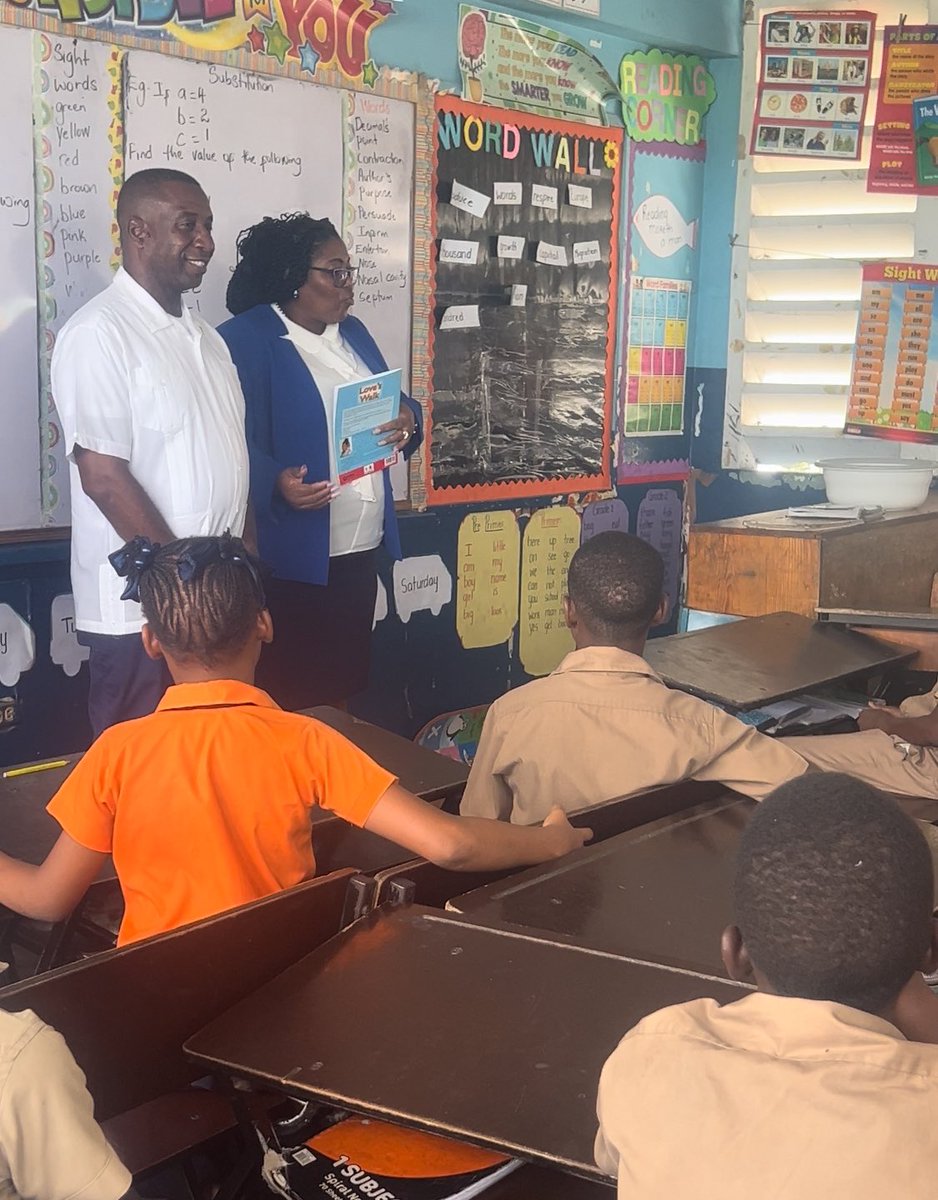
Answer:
[{"left": 2, "top": 760, "right": 70, "bottom": 780}]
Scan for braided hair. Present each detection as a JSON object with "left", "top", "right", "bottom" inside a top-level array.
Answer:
[
  {"left": 110, "top": 535, "right": 266, "bottom": 665},
  {"left": 226, "top": 213, "right": 340, "bottom": 315}
]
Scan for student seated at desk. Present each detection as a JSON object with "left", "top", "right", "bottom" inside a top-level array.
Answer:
[
  {"left": 0, "top": 536, "right": 588, "bottom": 946},
  {"left": 0, "top": 1008, "right": 131, "bottom": 1199},
  {"left": 460, "top": 532, "right": 808, "bottom": 822},
  {"left": 780, "top": 681, "right": 938, "bottom": 798},
  {"left": 595, "top": 773, "right": 938, "bottom": 1200}
]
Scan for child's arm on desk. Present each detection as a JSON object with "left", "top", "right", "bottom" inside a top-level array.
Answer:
[
  {"left": 364, "top": 784, "right": 591, "bottom": 871},
  {"left": 858, "top": 705, "right": 938, "bottom": 746},
  {"left": 0, "top": 834, "right": 106, "bottom": 922}
]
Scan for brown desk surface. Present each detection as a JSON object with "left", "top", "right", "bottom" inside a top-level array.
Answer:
[
  {"left": 447, "top": 795, "right": 938, "bottom": 979},
  {"left": 643, "top": 611, "right": 914, "bottom": 710},
  {"left": 185, "top": 905, "right": 743, "bottom": 1179}
]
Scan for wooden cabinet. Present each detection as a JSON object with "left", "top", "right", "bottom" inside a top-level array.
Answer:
[{"left": 687, "top": 497, "right": 938, "bottom": 618}]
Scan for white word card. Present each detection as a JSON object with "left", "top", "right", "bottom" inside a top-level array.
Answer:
[
  {"left": 573, "top": 240, "right": 602, "bottom": 265},
  {"left": 536, "top": 241, "right": 568, "bottom": 267},
  {"left": 497, "top": 235, "right": 526, "bottom": 260},
  {"left": 439, "top": 239, "right": 480, "bottom": 265},
  {"left": 450, "top": 180, "right": 491, "bottom": 217},
  {"left": 493, "top": 182, "right": 523, "bottom": 205},
  {"left": 440, "top": 304, "right": 481, "bottom": 330},
  {"left": 531, "top": 183, "right": 559, "bottom": 210},
  {"left": 567, "top": 184, "right": 593, "bottom": 208},
  {"left": 510, "top": 284, "right": 528, "bottom": 306}
]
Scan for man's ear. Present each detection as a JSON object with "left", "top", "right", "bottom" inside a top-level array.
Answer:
[
  {"left": 721, "top": 924, "right": 757, "bottom": 984},
  {"left": 651, "top": 594, "right": 669, "bottom": 627},
  {"left": 126, "top": 215, "right": 149, "bottom": 249},
  {"left": 563, "top": 595, "right": 576, "bottom": 631},
  {"left": 258, "top": 608, "right": 274, "bottom": 645},
  {"left": 920, "top": 913, "right": 938, "bottom": 976},
  {"left": 140, "top": 624, "right": 164, "bottom": 662}
]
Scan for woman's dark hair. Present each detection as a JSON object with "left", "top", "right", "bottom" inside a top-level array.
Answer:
[
  {"left": 226, "top": 213, "right": 340, "bottom": 315},
  {"left": 110, "top": 535, "right": 266, "bottom": 665}
]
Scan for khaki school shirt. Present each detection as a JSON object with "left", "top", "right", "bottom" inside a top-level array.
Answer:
[
  {"left": 459, "top": 646, "right": 808, "bottom": 822},
  {"left": 0, "top": 1009, "right": 130, "bottom": 1200},
  {"left": 595, "top": 993, "right": 938, "bottom": 1199}
]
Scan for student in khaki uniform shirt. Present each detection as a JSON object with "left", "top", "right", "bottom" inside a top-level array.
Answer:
[
  {"left": 0, "top": 1009, "right": 130, "bottom": 1200},
  {"left": 595, "top": 774, "right": 938, "bottom": 1200},
  {"left": 780, "top": 680, "right": 938, "bottom": 797},
  {"left": 460, "top": 532, "right": 808, "bottom": 823}
]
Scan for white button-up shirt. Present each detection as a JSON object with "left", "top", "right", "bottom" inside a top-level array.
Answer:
[{"left": 52, "top": 268, "right": 249, "bottom": 634}]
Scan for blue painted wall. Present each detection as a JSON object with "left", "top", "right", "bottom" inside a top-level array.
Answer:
[{"left": 0, "top": 0, "right": 746, "bottom": 764}]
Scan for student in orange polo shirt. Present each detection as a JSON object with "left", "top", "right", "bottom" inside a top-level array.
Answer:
[{"left": 0, "top": 535, "right": 589, "bottom": 945}]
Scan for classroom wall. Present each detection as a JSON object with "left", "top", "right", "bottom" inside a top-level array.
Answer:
[{"left": 0, "top": 0, "right": 745, "bottom": 762}]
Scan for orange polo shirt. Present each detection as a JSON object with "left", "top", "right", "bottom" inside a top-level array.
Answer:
[{"left": 47, "top": 681, "right": 395, "bottom": 945}]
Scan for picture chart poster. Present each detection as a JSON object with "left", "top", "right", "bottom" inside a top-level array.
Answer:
[
  {"left": 427, "top": 95, "right": 622, "bottom": 504},
  {"left": 844, "top": 262, "right": 938, "bottom": 443},
  {"left": 752, "top": 9, "right": 875, "bottom": 161}
]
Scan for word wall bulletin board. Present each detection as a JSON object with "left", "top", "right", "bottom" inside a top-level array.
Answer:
[{"left": 425, "top": 96, "right": 622, "bottom": 505}]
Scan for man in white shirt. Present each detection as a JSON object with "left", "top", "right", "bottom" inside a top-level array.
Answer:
[
  {"left": 52, "top": 169, "right": 250, "bottom": 736},
  {"left": 0, "top": 1008, "right": 131, "bottom": 1199}
]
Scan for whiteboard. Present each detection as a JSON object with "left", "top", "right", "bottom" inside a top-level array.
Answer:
[
  {"left": 0, "top": 25, "right": 417, "bottom": 532},
  {"left": 124, "top": 54, "right": 345, "bottom": 326},
  {"left": 0, "top": 26, "right": 40, "bottom": 531}
]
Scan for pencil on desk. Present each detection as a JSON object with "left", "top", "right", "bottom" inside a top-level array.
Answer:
[{"left": 2, "top": 760, "right": 70, "bottom": 780}]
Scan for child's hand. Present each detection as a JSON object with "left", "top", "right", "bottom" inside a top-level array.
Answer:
[
  {"left": 858, "top": 703, "right": 902, "bottom": 732},
  {"left": 541, "top": 807, "right": 591, "bottom": 858}
]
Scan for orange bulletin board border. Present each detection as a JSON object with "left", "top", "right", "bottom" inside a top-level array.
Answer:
[{"left": 425, "top": 95, "right": 621, "bottom": 506}]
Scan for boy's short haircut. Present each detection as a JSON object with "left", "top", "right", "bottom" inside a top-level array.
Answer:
[
  {"left": 138, "top": 536, "right": 266, "bottom": 665},
  {"left": 735, "top": 773, "right": 933, "bottom": 1013},
  {"left": 566, "top": 532, "right": 664, "bottom": 639}
]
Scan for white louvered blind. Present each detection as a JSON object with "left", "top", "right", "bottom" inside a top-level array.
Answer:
[{"left": 723, "top": 0, "right": 938, "bottom": 472}]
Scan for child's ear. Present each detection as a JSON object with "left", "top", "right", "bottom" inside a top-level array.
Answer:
[
  {"left": 651, "top": 593, "right": 670, "bottom": 627},
  {"left": 721, "top": 925, "right": 757, "bottom": 984},
  {"left": 140, "top": 624, "right": 165, "bottom": 662},
  {"left": 921, "top": 913, "right": 938, "bottom": 976},
  {"left": 563, "top": 595, "right": 576, "bottom": 630},
  {"left": 257, "top": 608, "right": 274, "bottom": 645}
]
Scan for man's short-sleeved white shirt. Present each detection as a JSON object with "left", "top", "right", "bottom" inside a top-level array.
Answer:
[{"left": 52, "top": 268, "right": 249, "bottom": 635}]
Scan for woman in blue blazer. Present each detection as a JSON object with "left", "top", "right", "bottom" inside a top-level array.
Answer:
[{"left": 219, "top": 214, "right": 422, "bottom": 710}]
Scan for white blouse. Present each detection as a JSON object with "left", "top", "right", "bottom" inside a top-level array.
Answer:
[{"left": 274, "top": 305, "right": 385, "bottom": 558}]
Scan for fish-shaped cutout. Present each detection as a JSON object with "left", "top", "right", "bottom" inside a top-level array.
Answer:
[{"left": 633, "top": 195, "right": 698, "bottom": 258}]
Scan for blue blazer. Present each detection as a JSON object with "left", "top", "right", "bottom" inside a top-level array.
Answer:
[{"left": 218, "top": 305, "right": 423, "bottom": 585}]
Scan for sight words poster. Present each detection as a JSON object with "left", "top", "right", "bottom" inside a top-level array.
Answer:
[
  {"left": 845, "top": 262, "right": 938, "bottom": 443},
  {"left": 426, "top": 96, "right": 621, "bottom": 504}
]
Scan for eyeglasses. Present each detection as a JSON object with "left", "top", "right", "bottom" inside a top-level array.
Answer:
[{"left": 308, "top": 265, "right": 358, "bottom": 288}]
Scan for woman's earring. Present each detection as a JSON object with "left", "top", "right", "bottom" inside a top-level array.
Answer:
[{"left": 291, "top": 288, "right": 300, "bottom": 300}]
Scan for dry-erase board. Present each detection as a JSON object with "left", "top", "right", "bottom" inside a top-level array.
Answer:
[
  {"left": 426, "top": 96, "right": 622, "bottom": 505},
  {"left": 0, "top": 23, "right": 415, "bottom": 534}
]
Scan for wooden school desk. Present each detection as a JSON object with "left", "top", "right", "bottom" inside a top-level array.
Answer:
[
  {"left": 446, "top": 793, "right": 938, "bottom": 979},
  {"left": 185, "top": 904, "right": 744, "bottom": 1181},
  {"left": 643, "top": 610, "right": 914, "bottom": 710}
]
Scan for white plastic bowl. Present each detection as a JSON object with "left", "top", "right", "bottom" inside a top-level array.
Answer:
[{"left": 816, "top": 458, "right": 935, "bottom": 511}]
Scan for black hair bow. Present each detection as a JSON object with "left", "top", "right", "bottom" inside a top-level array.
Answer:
[
  {"left": 178, "top": 532, "right": 266, "bottom": 602},
  {"left": 108, "top": 536, "right": 161, "bottom": 603}
]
